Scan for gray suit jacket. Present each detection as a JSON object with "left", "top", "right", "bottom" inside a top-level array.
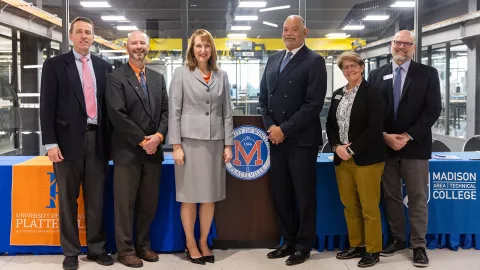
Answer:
[{"left": 168, "top": 66, "right": 234, "bottom": 145}]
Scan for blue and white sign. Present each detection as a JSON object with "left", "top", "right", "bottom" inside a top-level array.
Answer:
[{"left": 226, "top": 125, "right": 270, "bottom": 180}]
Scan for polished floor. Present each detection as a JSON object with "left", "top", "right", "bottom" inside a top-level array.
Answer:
[{"left": 0, "top": 248, "right": 479, "bottom": 269}]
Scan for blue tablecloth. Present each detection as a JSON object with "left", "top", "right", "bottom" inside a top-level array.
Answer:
[
  {"left": 316, "top": 152, "right": 480, "bottom": 251},
  {"left": 0, "top": 154, "right": 216, "bottom": 255}
]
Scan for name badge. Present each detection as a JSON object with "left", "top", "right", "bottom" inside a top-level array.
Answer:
[
  {"left": 383, "top": 74, "right": 393, "bottom": 80},
  {"left": 334, "top": 95, "right": 342, "bottom": 100}
]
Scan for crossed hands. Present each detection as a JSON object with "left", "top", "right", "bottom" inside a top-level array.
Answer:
[
  {"left": 140, "top": 134, "right": 163, "bottom": 155},
  {"left": 268, "top": 125, "right": 285, "bottom": 145},
  {"left": 173, "top": 145, "right": 233, "bottom": 166},
  {"left": 384, "top": 133, "right": 411, "bottom": 151}
]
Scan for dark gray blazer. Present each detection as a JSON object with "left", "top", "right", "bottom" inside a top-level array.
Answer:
[
  {"left": 168, "top": 66, "right": 234, "bottom": 145},
  {"left": 106, "top": 63, "right": 168, "bottom": 165}
]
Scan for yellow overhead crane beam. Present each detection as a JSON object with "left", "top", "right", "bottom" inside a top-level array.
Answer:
[
  {"left": 113, "top": 37, "right": 366, "bottom": 52},
  {"left": 0, "top": 0, "right": 123, "bottom": 50}
]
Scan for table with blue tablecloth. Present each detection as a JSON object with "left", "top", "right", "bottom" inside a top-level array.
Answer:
[
  {"left": 0, "top": 152, "right": 479, "bottom": 254},
  {"left": 316, "top": 152, "right": 480, "bottom": 252}
]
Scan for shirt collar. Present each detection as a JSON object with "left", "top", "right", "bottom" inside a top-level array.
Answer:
[
  {"left": 72, "top": 49, "right": 91, "bottom": 61},
  {"left": 392, "top": 59, "right": 411, "bottom": 72},
  {"left": 129, "top": 60, "right": 146, "bottom": 76},
  {"left": 343, "top": 80, "right": 362, "bottom": 94},
  {"left": 286, "top": 43, "right": 305, "bottom": 56}
]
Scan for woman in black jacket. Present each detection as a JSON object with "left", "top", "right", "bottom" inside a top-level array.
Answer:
[{"left": 326, "top": 51, "right": 386, "bottom": 268}]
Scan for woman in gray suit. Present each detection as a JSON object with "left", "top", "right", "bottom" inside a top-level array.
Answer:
[{"left": 168, "top": 29, "right": 233, "bottom": 265}]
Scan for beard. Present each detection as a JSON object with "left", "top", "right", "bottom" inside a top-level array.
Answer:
[
  {"left": 392, "top": 49, "right": 411, "bottom": 62},
  {"left": 129, "top": 49, "right": 146, "bottom": 60}
]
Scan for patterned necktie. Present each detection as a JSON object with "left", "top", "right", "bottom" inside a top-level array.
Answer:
[
  {"left": 139, "top": 70, "right": 149, "bottom": 99},
  {"left": 393, "top": 66, "right": 403, "bottom": 119},
  {"left": 80, "top": 56, "right": 96, "bottom": 119},
  {"left": 279, "top": 51, "right": 293, "bottom": 73}
]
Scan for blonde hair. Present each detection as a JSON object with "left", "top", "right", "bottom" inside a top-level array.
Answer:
[
  {"left": 185, "top": 29, "right": 218, "bottom": 71},
  {"left": 336, "top": 51, "right": 365, "bottom": 69}
]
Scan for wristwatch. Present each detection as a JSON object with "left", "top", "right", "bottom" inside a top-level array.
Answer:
[
  {"left": 332, "top": 144, "right": 339, "bottom": 153},
  {"left": 346, "top": 147, "right": 355, "bottom": 155}
]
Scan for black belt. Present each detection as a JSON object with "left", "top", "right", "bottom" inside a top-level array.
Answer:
[{"left": 86, "top": 124, "right": 98, "bottom": 131}]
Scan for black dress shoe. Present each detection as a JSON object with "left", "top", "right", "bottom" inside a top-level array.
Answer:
[
  {"left": 86, "top": 252, "right": 114, "bottom": 266},
  {"left": 267, "top": 244, "right": 295, "bottom": 259},
  {"left": 413, "top": 247, "right": 429, "bottom": 267},
  {"left": 358, "top": 252, "right": 380, "bottom": 268},
  {"left": 336, "top": 246, "right": 366, "bottom": 260},
  {"left": 63, "top": 256, "right": 79, "bottom": 270},
  {"left": 285, "top": 250, "right": 310, "bottom": 266},
  {"left": 381, "top": 237, "right": 406, "bottom": 257},
  {"left": 186, "top": 248, "right": 206, "bottom": 265}
]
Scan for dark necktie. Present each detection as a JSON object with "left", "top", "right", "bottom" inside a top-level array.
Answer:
[
  {"left": 279, "top": 51, "right": 293, "bottom": 73},
  {"left": 140, "top": 70, "right": 149, "bottom": 99},
  {"left": 393, "top": 66, "right": 403, "bottom": 118}
]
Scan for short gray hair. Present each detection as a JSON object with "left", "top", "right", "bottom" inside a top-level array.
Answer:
[{"left": 336, "top": 51, "right": 365, "bottom": 69}]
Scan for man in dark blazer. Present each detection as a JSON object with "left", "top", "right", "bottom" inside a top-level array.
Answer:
[
  {"left": 368, "top": 30, "right": 441, "bottom": 267},
  {"left": 259, "top": 15, "right": 327, "bottom": 266},
  {"left": 106, "top": 30, "right": 168, "bottom": 268},
  {"left": 40, "top": 17, "right": 113, "bottom": 270}
]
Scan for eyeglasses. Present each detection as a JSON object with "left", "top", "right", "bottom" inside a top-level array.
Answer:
[
  {"left": 341, "top": 63, "right": 359, "bottom": 71},
  {"left": 393, "top": 40, "right": 414, "bottom": 48}
]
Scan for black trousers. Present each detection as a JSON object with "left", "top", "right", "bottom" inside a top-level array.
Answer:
[
  {"left": 55, "top": 129, "right": 107, "bottom": 256},
  {"left": 113, "top": 162, "right": 162, "bottom": 255},
  {"left": 269, "top": 141, "right": 318, "bottom": 251}
]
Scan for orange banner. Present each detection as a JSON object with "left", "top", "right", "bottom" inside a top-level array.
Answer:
[{"left": 10, "top": 156, "right": 86, "bottom": 246}]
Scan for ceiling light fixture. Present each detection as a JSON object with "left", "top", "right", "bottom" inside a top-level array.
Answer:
[
  {"left": 234, "top": 16, "right": 258, "bottom": 21},
  {"left": 391, "top": 1, "right": 415, "bottom": 7},
  {"left": 325, "top": 33, "right": 350, "bottom": 39},
  {"left": 80, "top": 1, "right": 111, "bottom": 8},
  {"left": 101, "top": 15, "right": 127, "bottom": 21},
  {"left": 262, "top": 21, "right": 278, "bottom": 27},
  {"left": 259, "top": 5, "right": 290, "bottom": 12},
  {"left": 231, "top": 25, "right": 252, "bottom": 30},
  {"left": 116, "top": 25, "right": 138, "bottom": 31},
  {"left": 238, "top": 1, "right": 267, "bottom": 8},
  {"left": 342, "top": 25, "right": 365, "bottom": 30},
  {"left": 363, "top": 15, "right": 390, "bottom": 21},
  {"left": 228, "top": 33, "right": 247, "bottom": 38}
]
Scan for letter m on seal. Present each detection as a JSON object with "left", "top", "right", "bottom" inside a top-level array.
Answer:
[{"left": 233, "top": 140, "right": 263, "bottom": 166}]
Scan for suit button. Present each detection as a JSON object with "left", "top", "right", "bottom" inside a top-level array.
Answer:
[
  {"left": 205, "top": 112, "right": 209, "bottom": 116},
  {"left": 206, "top": 89, "right": 210, "bottom": 92},
  {"left": 282, "top": 110, "right": 285, "bottom": 114},
  {"left": 270, "top": 94, "right": 273, "bottom": 97},
  {"left": 289, "top": 81, "right": 292, "bottom": 83},
  {"left": 284, "top": 94, "right": 287, "bottom": 98},
  {"left": 206, "top": 100, "right": 210, "bottom": 104},
  {"left": 269, "top": 109, "right": 273, "bottom": 113}
]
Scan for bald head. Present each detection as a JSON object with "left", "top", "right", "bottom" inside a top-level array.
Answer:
[
  {"left": 391, "top": 30, "right": 416, "bottom": 64},
  {"left": 282, "top": 15, "right": 308, "bottom": 51},
  {"left": 126, "top": 30, "right": 149, "bottom": 63}
]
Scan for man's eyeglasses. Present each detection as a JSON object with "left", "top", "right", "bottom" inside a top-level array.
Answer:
[{"left": 393, "top": 40, "right": 414, "bottom": 48}]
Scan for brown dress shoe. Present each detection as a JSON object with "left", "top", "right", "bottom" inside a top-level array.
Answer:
[
  {"left": 118, "top": 254, "right": 143, "bottom": 268},
  {"left": 137, "top": 248, "right": 159, "bottom": 262}
]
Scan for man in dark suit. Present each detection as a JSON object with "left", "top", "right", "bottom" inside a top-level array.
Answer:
[
  {"left": 259, "top": 15, "right": 327, "bottom": 266},
  {"left": 40, "top": 17, "right": 113, "bottom": 270},
  {"left": 106, "top": 30, "right": 168, "bottom": 268},
  {"left": 368, "top": 30, "right": 441, "bottom": 267}
]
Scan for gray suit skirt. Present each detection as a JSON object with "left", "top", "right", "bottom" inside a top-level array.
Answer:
[{"left": 175, "top": 138, "right": 226, "bottom": 203}]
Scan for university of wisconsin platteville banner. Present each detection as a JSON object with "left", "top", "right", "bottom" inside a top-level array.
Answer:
[{"left": 10, "top": 156, "right": 86, "bottom": 246}]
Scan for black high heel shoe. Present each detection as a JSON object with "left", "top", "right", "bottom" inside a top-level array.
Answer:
[
  {"left": 186, "top": 248, "right": 206, "bottom": 265},
  {"left": 200, "top": 245, "right": 215, "bottom": 263}
]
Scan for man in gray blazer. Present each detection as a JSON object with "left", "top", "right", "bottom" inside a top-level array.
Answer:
[{"left": 106, "top": 31, "right": 168, "bottom": 268}]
